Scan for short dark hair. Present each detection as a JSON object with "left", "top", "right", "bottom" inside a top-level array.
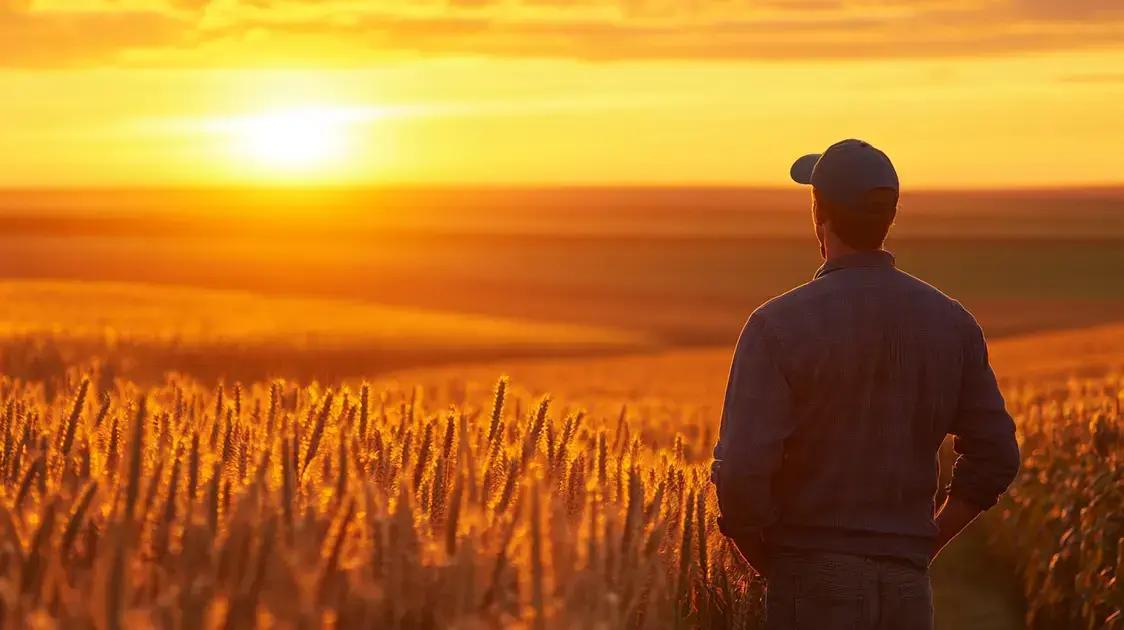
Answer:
[{"left": 813, "top": 187, "right": 898, "bottom": 250}]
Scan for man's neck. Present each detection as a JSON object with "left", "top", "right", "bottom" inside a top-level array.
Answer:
[{"left": 822, "top": 240, "right": 862, "bottom": 262}]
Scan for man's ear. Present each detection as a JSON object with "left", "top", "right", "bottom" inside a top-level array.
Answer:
[
  {"left": 812, "top": 198, "right": 827, "bottom": 226},
  {"left": 815, "top": 218, "right": 827, "bottom": 259}
]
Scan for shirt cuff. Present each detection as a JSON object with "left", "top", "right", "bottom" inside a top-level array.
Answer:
[{"left": 945, "top": 483, "right": 1000, "bottom": 511}]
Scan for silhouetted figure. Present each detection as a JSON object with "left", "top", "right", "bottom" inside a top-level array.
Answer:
[{"left": 712, "top": 139, "right": 1020, "bottom": 630}]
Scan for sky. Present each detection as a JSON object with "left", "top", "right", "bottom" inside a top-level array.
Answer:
[{"left": 2, "top": 0, "right": 1124, "bottom": 188}]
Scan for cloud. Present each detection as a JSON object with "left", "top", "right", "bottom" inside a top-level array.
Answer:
[
  {"left": 0, "top": 0, "right": 32, "bottom": 12},
  {"left": 0, "top": 10, "right": 189, "bottom": 67},
  {"left": 1011, "top": 0, "right": 1124, "bottom": 19},
  {"left": 1, "top": 0, "right": 1123, "bottom": 67}
]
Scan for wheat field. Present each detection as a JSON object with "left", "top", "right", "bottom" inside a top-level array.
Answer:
[
  {"left": 0, "top": 359, "right": 1119, "bottom": 628},
  {"left": 995, "top": 376, "right": 1123, "bottom": 629},
  {"left": 0, "top": 371, "right": 750, "bottom": 628}
]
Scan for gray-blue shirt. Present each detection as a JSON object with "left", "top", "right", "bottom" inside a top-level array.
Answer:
[{"left": 713, "top": 250, "right": 1020, "bottom": 564}]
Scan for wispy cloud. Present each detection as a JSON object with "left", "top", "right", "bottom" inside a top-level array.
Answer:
[
  {"left": 2, "top": 0, "right": 1124, "bottom": 67},
  {"left": 0, "top": 9, "right": 189, "bottom": 67}
]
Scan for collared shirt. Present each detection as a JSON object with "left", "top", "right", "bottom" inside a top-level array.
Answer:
[
  {"left": 813, "top": 249, "right": 897, "bottom": 280},
  {"left": 713, "top": 249, "right": 1020, "bottom": 563}
]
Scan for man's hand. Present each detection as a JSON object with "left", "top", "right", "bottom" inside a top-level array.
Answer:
[
  {"left": 931, "top": 496, "right": 984, "bottom": 563},
  {"left": 731, "top": 533, "right": 771, "bottom": 577}
]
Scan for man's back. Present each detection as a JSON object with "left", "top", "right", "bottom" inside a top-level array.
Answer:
[{"left": 722, "top": 249, "right": 1019, "bottom": 566}]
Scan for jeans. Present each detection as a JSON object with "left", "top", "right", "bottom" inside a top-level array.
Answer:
[{"left": 764, "top": 550, "right": 933, "bottom": 630}]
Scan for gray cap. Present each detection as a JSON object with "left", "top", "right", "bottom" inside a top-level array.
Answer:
[{"left": 790, "top": 139, "right": 899, "bottom": 207}]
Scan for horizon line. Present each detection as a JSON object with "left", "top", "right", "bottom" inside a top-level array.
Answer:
[{"left": 1, "top": 182, "right": 1123, "bottom": 194}]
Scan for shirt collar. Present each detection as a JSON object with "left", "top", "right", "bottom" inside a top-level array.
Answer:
[{"left": 814, "top": 249, "right": 896, "bottom": 280}]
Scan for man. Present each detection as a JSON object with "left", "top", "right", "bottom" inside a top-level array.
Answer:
[{"left": 711, "top": 139, "right": 1020, "bottom": 629}]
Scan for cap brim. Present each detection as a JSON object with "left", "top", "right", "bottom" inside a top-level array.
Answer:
[{"left": 790, "top": 153, "right": 820, "bottom": 185}]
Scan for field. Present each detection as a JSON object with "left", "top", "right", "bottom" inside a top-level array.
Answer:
[
  {"left": 0, "top": 280, "right": 648, "bottom": 384},
  {"left": 3, "top": 188, "right": 1124, "bottom": 359},
  {"left": 0, "top": 330, "right": 1118, "bottom": 628},
  {"left": 0, "top": 187, "right": 1121, "bottom": 628}
]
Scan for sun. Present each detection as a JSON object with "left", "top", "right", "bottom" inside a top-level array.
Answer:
[{"left": 231, "top": 107, "right": 352, "bottom": 172}]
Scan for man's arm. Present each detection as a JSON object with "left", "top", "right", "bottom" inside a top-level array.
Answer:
[
  {"left": 932, "top": 496, "right": 983, "bottom": 559},
  {"left": 937, "top": 314, "right": 1021, "bottom": 560},
  {"left": 712, "top": 313, "right": 795, "bottom": 575}
]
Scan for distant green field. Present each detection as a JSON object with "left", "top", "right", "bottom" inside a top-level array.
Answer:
[
  {"left": 0, "top": 280, "right": 650, "bottom": 384},
  {"left": 0, "top": 187, "right": 1122, "bottom": 378},
  {"left": 3, "top": 232, "right": 1123, "bottom": 344}
]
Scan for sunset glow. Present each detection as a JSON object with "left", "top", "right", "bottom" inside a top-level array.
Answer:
[
  {"left": 1, "top": 2, "right": 1123, "bottom": 187},
  {"left": 229, "top": 108, "right": 352, "bottom": 173}
]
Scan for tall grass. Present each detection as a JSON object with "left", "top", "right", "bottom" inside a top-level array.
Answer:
[
  {"left": 0, "top": 364, "right": 1117, "bottom": 627},
  {"left": 993, "top": 374, "right": 1123, "bottom": 629},
  {"left": 0, "top": 372, "right": 757, "bottom": 628}
]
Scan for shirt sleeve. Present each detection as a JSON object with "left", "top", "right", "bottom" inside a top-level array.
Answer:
[
  {"left": 712, "top": 313, "right": 795, "bottom": 538},
  {"left": 946, "top": 315, "right": 1021, "bottom": 510}
]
